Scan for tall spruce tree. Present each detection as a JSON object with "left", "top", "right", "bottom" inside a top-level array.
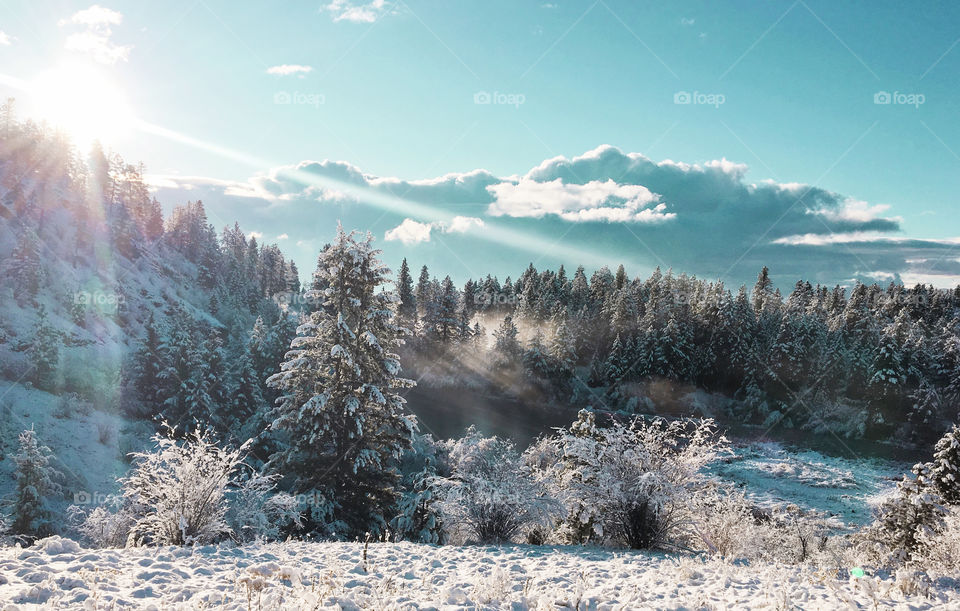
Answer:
[
  {"left": 266, "top": 225, "right": 416, "bottom": 537},
  {"left": 397, "top": 258, "right": 416, "bottom": 330}
]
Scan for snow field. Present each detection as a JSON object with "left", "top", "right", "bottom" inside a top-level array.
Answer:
[{"left": 1, "top": 538, "right": 958, "bottom": 610}]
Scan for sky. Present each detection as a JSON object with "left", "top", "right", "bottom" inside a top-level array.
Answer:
[{"left": 1, "top": 0, "right": 959, "bottom": 290}]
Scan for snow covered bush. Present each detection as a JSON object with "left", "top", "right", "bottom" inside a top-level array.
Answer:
[
  {"left": 860, "top": 462, "right": 947, "bottom": 565},
  {"left": 121, "top": 425, "right": 249, "bottom": 546},
  {"left": 912, "top": 508, "right": 960, "bottom": 573},
  {"left": 68, "top": 496, "right": 136, "bottom": 548},
  {"left": 689, "top": 485, "right": 838, "bottom": 564},
  {"left": 7, "top": 428, "right": 63, "bottom": 541},
  {"left": 860, "top": 424, "right": 960, "bottom": 567},
  {"left": 226, "top": 471, "right": 301, "bottom": 543},
  {"left": 534, "top": 410, "right": 729, "bottom": 550},
  {"left": 437, "top": 426, "right": 557, "bottom": 544},
  {"left": 390, "top": 433, "right": 449, "bottom": 544}
]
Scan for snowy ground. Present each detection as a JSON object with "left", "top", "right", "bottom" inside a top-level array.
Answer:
[{"left": 1, "top": 537, "right": 958, "bottom": 610}]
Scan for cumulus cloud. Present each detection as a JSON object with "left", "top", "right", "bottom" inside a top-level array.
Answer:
[
  {"left": 267, "top": 64, "right": 313, "bottom": 76},
  {"left": 59, "top": 4, "right": 130, "bottom": 64},
  {"left": 151, "top": 144, "right": 960, "bottom": 288},
  {"left": 385, "top": 219, "right": 433, "bottom": 245},
  {"left": 60, "top": 5, "right": 123, "bottom": 27},
  {"left": 487, "top": 178, "right": 673, "bottom": 223},
  {"left": 323, "top": 0, "right": 393, "bottom": 23},
  {"left": 0, "top": 31, "right": 13, "bottom": 46},
  {"left": 384, "top": 216, "right": 485, "bottom": 245}
]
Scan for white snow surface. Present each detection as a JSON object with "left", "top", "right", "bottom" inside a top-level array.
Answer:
[{"left": 1, "top": 538, "right": 958, "bottom": 609}]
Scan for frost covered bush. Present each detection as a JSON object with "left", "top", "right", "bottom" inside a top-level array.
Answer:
[
  {"left": 120, "top": 425, "right": 247, "bottom": 546},
  {"left": 912, "top": 508, "right": 960, "bottom": 573},
  {"left": 67, "top": 496, "right": 136, "bottom": 548},
  {"left": 690, "top": 486, "right": 838, "bottom": 564},
  {"left": 68, "top": 430, "right": 299, "bottom": 547},
  {"left": 226, "top": 472, "right": 301, "bottom": 543},
  {"left": 535, "top": 410, "right": 728, "bottom": 550},
  {"left": 437, "top": 426, "right": 556, "bottom": 544}
]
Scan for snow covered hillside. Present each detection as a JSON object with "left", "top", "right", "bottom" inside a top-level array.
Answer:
[{"left": 2, "top": 538, "right": 958, "bottom": 610}]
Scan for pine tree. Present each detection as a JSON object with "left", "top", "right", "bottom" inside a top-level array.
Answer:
[
  {"left": 868, "top": 331, "right": 905, "bottom": 428},
  {"left": 30, "top": 305, "right": 59, "bottom": 392},
  {"left": 415, "top": 265, "right": 433, "bottom": 330},
  {"left": 266, "top": 225, "right": 416, "bottom": 537},
  {"left": 929, "top": 424, "right": 960, "bottom": 504},
  {"left": 550, "top": 317, "right": 578, "bottom": 375},
  {"left": 870, "top": 461, "right": 946, "bottom": 562},
  {"left": 11, "top": 428, "right": 62, "bottom": 539},
  {"left": 231, "top": 346, "right": 266, "bottom": 439},
  {"left": 8, "top": 231, "right": 44, "bottom": 306},
  {"left": 431, "top": 276, "right": 460, "bottom": 344},
  {"left": 908, "top": 380, "right": 941, "bottom": 441},
  {"left": 523, "top": 329, "right": 552, "bottom": 383},
  {"left": 396, "top": 258, "right": 416, "bottom": 329},
  {"left": 492, "top": 315, "right": 521, "bottom": 367},
  {"left": 133, "top": 312, "right": 165, "bottom": 412},
  {"left": 603, "top": 333, "right": 629, "bottom": 385}
]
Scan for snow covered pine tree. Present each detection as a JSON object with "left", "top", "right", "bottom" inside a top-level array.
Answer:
[{"left": 267, "top": 225, "right": 417, "bottom": 539}]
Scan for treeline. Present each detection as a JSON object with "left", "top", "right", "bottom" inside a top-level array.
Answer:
[{"left": 398, "top": 261, "right": 960, "bottom": 441}]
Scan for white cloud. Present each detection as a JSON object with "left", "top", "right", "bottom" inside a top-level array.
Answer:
[
  {"left": 681, "top": 17, "right": 695, "bottom": 26},
  {"left": 267, "top": 64, "right": 313, "bottom": 76},
  {"left": 385, "top": 219, "right": 433, "bottom": 245},
  {"left": 276, "top": 233, "right": 289, "bottom": 240},
  {"left": 487, "top": 178, "right": 673, "bottom": 223},
  {"left": 60, "top": 4, "right": 130, "bottom": 64},
  {"left": 815, "top": 198, "right": 893, "bottom": 224},
  {"left": 248, "top": 231, "right": 264, "bottom": 240},
  {"left": 60, "top": 5, "right": 123, "bottom": 27},
  {"left": 0, "top": 31, "right": 13, "bottom": 46},
  {"left": 64, "top": 31, "right": 131, "bottom": 64},
  {"left": 384, "top": 216, "right": 485, "bottom": 245},
  {"left": 446, "top": 215, "right": 485, "bottom": 233},
  {"left": 323, "top": 0, "right": 392, "bottom": 23}
]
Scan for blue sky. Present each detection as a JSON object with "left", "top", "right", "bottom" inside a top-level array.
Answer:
[{"left": 2, "top": 0, "right": 959, "bottom": 289}]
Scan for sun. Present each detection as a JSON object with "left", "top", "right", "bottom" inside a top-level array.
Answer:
[{"left": 29, "top": 61, "right": 135, "bottom": 150}]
